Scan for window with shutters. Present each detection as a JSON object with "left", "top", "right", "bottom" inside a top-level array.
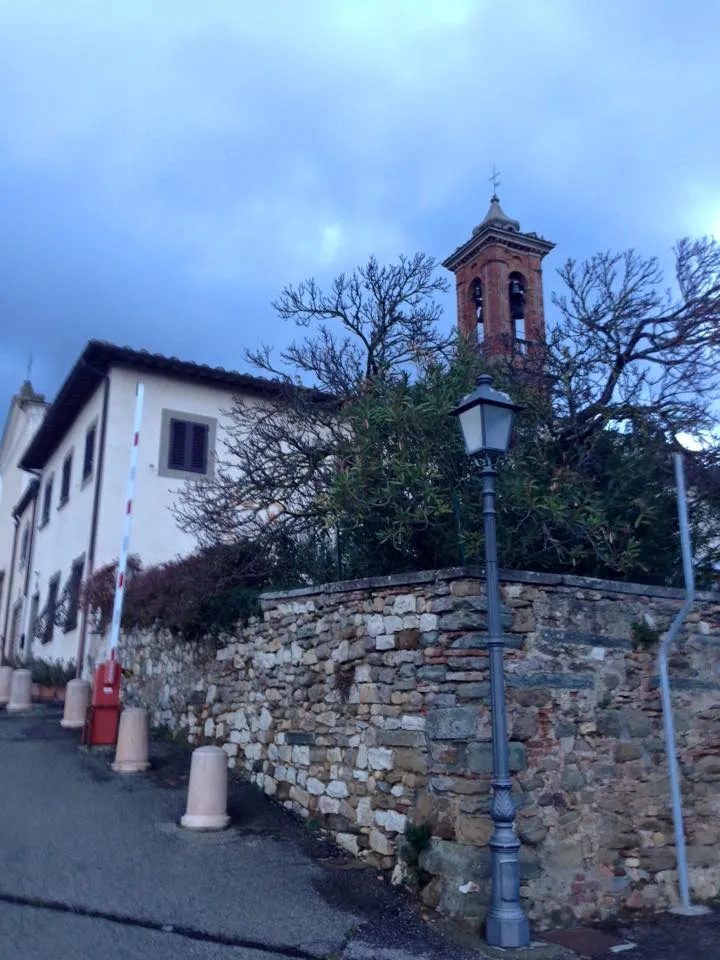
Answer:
[
  {"left": 19, "top": 524, "right": 30, "bottom": 570},
  {"left": 159, "top": 409, "right": 216, "bottom": 480},
  {"left": 40, "top": 475, "right": 54, "bottom": 528},
  {"left": 83, "top": 425, "right": 97, "bottom": 482},
  {"left": 9, "top": 602, "right": 21, "bottom": 655},
  {"left": 59, "top": 452, "right": 73, "bottom": 507},
  {"left": 43, "top": 573, "right": 60, "bottom": 644},
  {"left": 28, "top": 593, "right": 39, "bottom": 645},
  {"left": 64, "top": 556, "right": 85, "bottom": 633}
]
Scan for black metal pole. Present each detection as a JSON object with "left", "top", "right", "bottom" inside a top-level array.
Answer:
[{"left": 481, "top": 458, "right": 530, "bottom": 947}]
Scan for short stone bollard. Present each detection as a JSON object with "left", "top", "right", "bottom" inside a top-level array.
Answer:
[
  {"left": 60, "top": 678, "right": 91, "bottom": 729},
  {"left": 111, "top": 707, "right": 150, "bottom": 773},
  {"left": 6, "top": 668, "right": 32, "bottom": 713},
  {"left": 181, "top": 746, "right": 230, "bottom": 830},
  {"left": 0, "top": 666, "right": 14, "bottom": 706}
]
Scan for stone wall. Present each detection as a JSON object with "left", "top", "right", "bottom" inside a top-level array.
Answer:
[{"left": 120, "top": 567, "right": 720, "bottom": 930}]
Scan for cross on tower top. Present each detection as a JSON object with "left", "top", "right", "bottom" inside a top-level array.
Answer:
[{"left": 489, "top": 165, "right": 501, "bottom": 198}]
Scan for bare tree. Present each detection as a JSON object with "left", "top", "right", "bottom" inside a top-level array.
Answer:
[
  {"left": 247, "top": 253, "right": 450, "bottom": 396},
  {"left": 549, "top": 237, "right": 720, "bottom": 444},
  {"left": 174, "top": 253, "right": 450, "bottom": 550}
]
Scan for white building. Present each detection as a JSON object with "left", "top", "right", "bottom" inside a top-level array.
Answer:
[
  {"left": 1, "top": 340, "right": 294, "bottom": 673},
  {"left": 0, "top": 381, "right": 48, "bottom": 659}
]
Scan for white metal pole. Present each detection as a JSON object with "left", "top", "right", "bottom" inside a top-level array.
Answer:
[
  {"left": 658, "top": 452, "right": 710, "bottom": 916},
  {"left": 105, "top": 382, "right": 144, "bottom": 681}
]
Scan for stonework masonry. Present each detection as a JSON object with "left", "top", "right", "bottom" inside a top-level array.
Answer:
[{"left": 119, "top": 567, "right": 720, "bottom": 931}]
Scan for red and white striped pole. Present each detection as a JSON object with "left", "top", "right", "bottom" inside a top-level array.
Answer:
[{"left": 105, "top": 382, "right": 144, "bottom": 683}]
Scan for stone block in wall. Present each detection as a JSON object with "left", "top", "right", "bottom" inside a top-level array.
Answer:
[
  {"left": 454, "top": 815, "right": 493, "bottom": 846},
  {"left": 369, "top": 828, "right": 395, "bottom": 855},
  {"left": 376, "top": 729, "right": 426, "bottom": 748},
  {"left": 375, "top": 809, "right": 408, "bottom": 833},
  {"left": 468, "top": 741, "right": 526, "bottom": 774},
  {"left": 511, "top": 711, "right": 538, "bottom": 741},
  {"left": 286, "top": 731, "right": 315, "bottom": 746},
  {"left": 417, "top": 665, "right": 448, "bottom": 682},
  {"left": 450, "top": 632, "right": 524, "bottom": 650},
  {"left": 507, "top": 673, "right": 595, "bottom": 690},
  {"left": 426, "top": 707, "right": 479, "bottom": 740},
  {"left": 367, "top": 747, "right": 394, "bottom": 770},
  {"left": 393, "top": 748, "right": 428, "bottom": 775},
  {"left": 539, "top": 627, "right": 632, "bottom": 650},
  {"left": 393, "top": 595, "right": 418, "bottom": 615},
  {"left": 419, "top": 838, "right": 491, "bottom": 881},
  {"left": 696, "top": 756, "right": 720, "bottom": 781}
]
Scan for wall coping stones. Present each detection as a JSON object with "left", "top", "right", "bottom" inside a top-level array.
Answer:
[{"left": 261, "top": 565, "right": 720, "bottom": 604}]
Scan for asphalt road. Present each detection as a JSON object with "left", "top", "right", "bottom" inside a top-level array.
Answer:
[
  {"left": 1, "top": 709, "right": 716, "bottom": 960},
  {"left": 0, "top": 709, "right": 481, "bottom": 960}
]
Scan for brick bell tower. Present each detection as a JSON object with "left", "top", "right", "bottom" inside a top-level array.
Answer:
[{"left": 443, "top": 190, "right": 554, "bottom": 363}]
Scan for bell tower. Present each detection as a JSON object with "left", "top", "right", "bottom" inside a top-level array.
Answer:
[{"left": 443, "top": 190, "right": 554, "bottom": 363}]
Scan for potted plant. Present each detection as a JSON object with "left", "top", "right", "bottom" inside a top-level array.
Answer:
[
  {"left": 30, "top": 658, "right": 53, "bottom": 700},
  {"left": 30, "top": 658, "right": 76, "bottom": 702}
]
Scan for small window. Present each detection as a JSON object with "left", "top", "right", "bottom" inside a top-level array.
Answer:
[
  {"left": 168, "top": 419, "right": 209, "bottom": 474},
  {"left": 9, "top": 602, "right": 22, "bottom": 655},
  {"left": 43, "top": 573, "right": 60, "bottom": 644},
  {"left": 509, "top": 272, "right": 526, "bottom": 344},
  {"left": 28, "top": 593, "right": 39, "bottom": 644},
  {"left": 40, "top": 476, "right": 54, "bottom": 528},
  {"left": 19, "top": 524, "right": 30, "bottom": 570},
  {"left": 64, "top": 557, "right": 85, "bottom": 633},
  {"left": 60, "top": 453, "right": 72, "bottom": 506},
  {"left": 471, "top": 278, "right": 484, "bottom": 343},
  {"left": 83, "top": 426, "right": 96, "bottom": 481},
  {"left": 159, "top": 410, "right": 216, "bottom": 480}
]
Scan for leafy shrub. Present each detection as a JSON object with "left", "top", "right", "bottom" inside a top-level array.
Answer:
[
  {"left": 404, "top": 822, "right": 432, "bottom": 857},
  {"left": 28, "top": 657, "right": 76, "bottom": 686},
  {"left": 631, "top": 619, "right": 661, "bottom": 649},
  {"left": 81, "top": 541, "right": 283, "bottom": 642}
]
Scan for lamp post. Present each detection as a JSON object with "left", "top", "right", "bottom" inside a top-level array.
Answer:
[{"left": 451, "top": 374, "right": 530, "bottom": 949}]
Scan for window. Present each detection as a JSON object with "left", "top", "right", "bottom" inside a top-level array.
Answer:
[
  {"left": 83, "top": 425, "right": 96, "bottom": 481},
  {"left": 471, "top": 278, "right": 484, "bottom": 343},
  {"left": 169, "top": 419, "right": 208, "bottom": 473},
  {"left": 28, "top": 593, "right": 39, "bottom": 645},
  {"left": 509, "top": 272, "right": 526, "bottom": 345},
  {"left": 19, "top": 524, "right": 30, "bottom": 570},
  {"left": 60, "top": 453, "right": 72, "bottom": 506},
  {"left": 159, "top": 410, "right": 216, "bottom": 480},
  {"left": 43, "top": 573, "right": 60, "bottom": 644},
  {"left": 64, "top": 557, "right": 85, "bottom": 633},
  {"left": 40, "top": 476, "right": 54, "bottom": 528},
  {"left": 9, "top": 602, "right": 21, "bottom": 655}
]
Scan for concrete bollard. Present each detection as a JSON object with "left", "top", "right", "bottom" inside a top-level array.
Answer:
[
  {"left": 0, "top": 666, "right": 14, "bottom": 706},
  {"left": 60, "top": 678, "right": 91, "bottom": 729},
  {"left": 181, "top": 746, "right": 230, "bottom": 830},
  {"left": 111, "top": 706, "right": 150, "bottom": 773},
  {"left": 6, "top": 668, "right": 32, "bottom": 713}
]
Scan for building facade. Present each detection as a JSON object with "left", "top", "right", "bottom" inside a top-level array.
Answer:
[
  {"left": 6, "top": 341, "right": 299, "bottom": 673},
  {"left": 0, "top": 382, "right": 47, "bottom": 659}
]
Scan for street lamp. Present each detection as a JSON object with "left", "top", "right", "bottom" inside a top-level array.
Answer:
[{"left": 451, "top": 374, "right": 530, "bottom": 949}]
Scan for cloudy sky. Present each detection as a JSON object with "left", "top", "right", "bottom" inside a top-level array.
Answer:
[{"left": 1, "top": 0, "right": 718, "bottom": 415}]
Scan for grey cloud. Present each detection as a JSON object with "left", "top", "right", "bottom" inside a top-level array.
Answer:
[{"left": 0, "top": 0, "right": 719, "bottom": 417}]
